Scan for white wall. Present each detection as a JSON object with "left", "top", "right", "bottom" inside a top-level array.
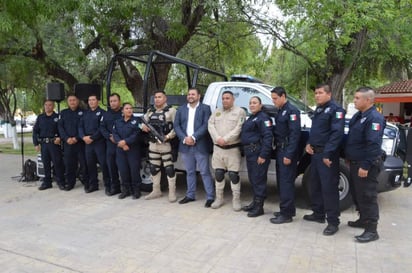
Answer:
[{"left": 381, "top": 103, "right": 400, "bottom": 116}]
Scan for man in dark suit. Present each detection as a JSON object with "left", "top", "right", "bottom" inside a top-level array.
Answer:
[{"left": 174, "top": 88, "right": 215, "bottom": 207}]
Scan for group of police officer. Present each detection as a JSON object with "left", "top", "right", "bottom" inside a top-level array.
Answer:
[{"left": 33, "top": 84, "right": 383, "bottom": 243}]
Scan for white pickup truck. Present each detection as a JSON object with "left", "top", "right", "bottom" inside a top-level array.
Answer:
[{"left": 106, "top": 51, "right": 404, "bottom": 210}]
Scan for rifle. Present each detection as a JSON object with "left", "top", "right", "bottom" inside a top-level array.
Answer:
[{"left": 139, "top": 116, "right": 165, "bottom": 144}]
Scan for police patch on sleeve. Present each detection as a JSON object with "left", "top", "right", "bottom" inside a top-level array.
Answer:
[
  {"left": 336, "top": 112, "right": 344, "bottom": 119},
  {"left": 290, "top": 114, "right": 297, "bottom": 121},
  {"left": 264, "top": 120, "right": 272, "bottom": 127},
  {"left": 372, "top": 123, "right": 381, "bottom": 131}
]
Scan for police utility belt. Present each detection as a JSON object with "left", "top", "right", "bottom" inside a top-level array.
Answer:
[
  {"left": 276, "top": 141, "right": 288, "bottom": 149},
  {"left": 215, "top": 143, "right": 241, "bottom": 150},
  {"left": 243, "top": 142, "right": 261, "bottom": 153},
  {"left": 38, "top": 137, "right": 56, "bottom": 144}
]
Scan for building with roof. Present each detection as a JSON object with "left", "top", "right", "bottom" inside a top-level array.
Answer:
[{"left": 375, "top": 79, "right": 412, "bottom": 123}]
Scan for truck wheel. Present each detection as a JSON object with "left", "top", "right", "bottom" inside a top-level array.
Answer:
[{"left": 302, "top": 160, "right": 353, "bottom": 211}]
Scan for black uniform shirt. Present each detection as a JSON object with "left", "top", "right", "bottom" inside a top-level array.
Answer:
[
  {"left": 100, "top": 108, "right": 122, "bottom": 141},
  {"left": 112, "top": 117, "right": 141, "bottom": 145},
  {"left": 78, "top": 106, "right": 106, "bottom": 141},
  {"left": 32, "top": 112, "right": 60, "bottom": 146},
  {"left": 308, "top": 100, "right": 345, "bottom": 159},
  {"left": 345, "top": 106, "right": 385, "bottom": 170},
  {"left": 241, "top": 110, "right": 273, "bottom": 159},
  {"left": 273, "top": 101, "right": 301, "bottom": 159},
  {"left": 58, "top": 108, "right": 84, "bottom": 142}
]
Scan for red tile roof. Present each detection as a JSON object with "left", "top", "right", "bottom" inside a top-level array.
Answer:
[{"left": 376, "top": 79, "right": 412, "bottom": 94}]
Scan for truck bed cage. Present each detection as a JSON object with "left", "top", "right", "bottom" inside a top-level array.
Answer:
[{"left": 106, "top": 50, "right": 228, "bottom": 112}]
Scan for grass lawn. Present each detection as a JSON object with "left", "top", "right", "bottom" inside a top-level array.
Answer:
[{"left": 0, "top": 133, "right": 37, "bottom": 156}]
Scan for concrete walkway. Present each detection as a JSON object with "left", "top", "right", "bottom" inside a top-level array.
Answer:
[{"left": 0, "top": 154, "right": 411, "bottom": 273}]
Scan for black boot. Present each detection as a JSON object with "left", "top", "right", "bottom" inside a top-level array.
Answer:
[
  {"left": 348, "top": 218, "right": 366, "bottom": 228},
  {"left": 355, "top": 222, "right": 379, "bottom": 243},
  {"left": 242, "top": 199, "right": 256, "bottom": 212},
  {"left": 247, "top": 197, "right": 264, "bottom": 217},
  {"left": 109, "top": 186, "right": 121, "bottom": 196},
  {"left": 118, "top": 185, "right": 131, "bottom": 199},
  {"left": 118, "top": 191, "right": 131, "bottom": 199}
]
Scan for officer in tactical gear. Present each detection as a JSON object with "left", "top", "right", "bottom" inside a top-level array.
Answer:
[
  {"left": 141, "top": 90, "right": 177, "bottom": 202},
  {"left": 208, "top": 90, "right": 246, "bottom": 211}
]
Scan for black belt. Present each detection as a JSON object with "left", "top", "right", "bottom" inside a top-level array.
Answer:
[
  {"left": 311, "top": 145, "right": 324, "bottom": 153},
  {"left": 215, "top": 143, "right": 241, "bottom": 150},
  {"left": 243, "top": 142, "right": 261, "bottom": 152},
  {"left": 276, "top": 142, "right": 288, "bottom": 149},
  {"left": 38, "top": 137, "right": 55, "bottom": 144}
]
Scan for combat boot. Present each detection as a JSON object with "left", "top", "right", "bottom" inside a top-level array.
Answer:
[
  {"left": 242, "top": 199, "right": 256, "bottom": 212},
  {"left": 247, "top": 197, "right": 264, "bottom": 217},
  {"left": 145, "top": 173, "right": 163, "bottom": 200},
  {"left": 211, "top": 181, "right": 225, "bottom": 209},
  {"left": 118, "top": 184, "right": 131, "bottom": 199},
  {"left": 168, "top": 175, "right": 177, "bottom": 202},
  {"left": 355, "top": 222, "right": 379, "bottom": 243},
  {"left": 230, "top": 182, "right": 241, "bottom": 211},
  {"left": 348, "top": 218, "right": 366, "bottom": 228}
]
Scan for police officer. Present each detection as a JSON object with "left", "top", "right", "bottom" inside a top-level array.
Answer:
[
  {"left": 78, "top": 94, "right": 110, "bottom": 194},
  {"left": 112, "top": 102, "right": 142, "bottom": 199},
  {"left": 32, "top": 100, "right": 65, "bottom": 190},
  {"left": 269, "top": 87, "right": 301, "bottom": 224},
  {"left": 345, "top": 87, "right": 384, "bottom": 243},
  {"left": 240, "top": 96, "right": 273, "bottom": 217},
  {"left": 100, "top": 93, "right": 122, "bottom": 196},
  {"left": 58, "top": 94, "right": 88, "bottom": 191},
  {"left": 142, "top": 90, "right": 177, "bottom": 202},
  {"left": 304, "top": 83, "right": 345, "bottom": 236},
  {"left": 208, "top": 90, "right": 246, "bottom": 211}
]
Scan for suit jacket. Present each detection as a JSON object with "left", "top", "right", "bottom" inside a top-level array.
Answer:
[{"left": 174, "top": 102, "right": 212, "bottom": 154}]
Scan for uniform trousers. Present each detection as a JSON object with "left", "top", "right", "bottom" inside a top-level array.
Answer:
[
  {"left": 309, "top": 152, "right": 340, "bottom": 225},
  {"left": 106, "top": 141, "right": 120, "bottom": 190},
  {"left": 349, "top": 161, "right": 380, "bottom": 223},
  {"left": 41, "top": 142, "right": 64, "bottom": 186},
  {"left": 63, "top": 142, "right": 88, "bottom": 188},
  {"left": 245, "top": 151, "right": 269, "bottom": 199},
  {"left": 85, "top": 139, "right": 109, "bottom": 189},
  {"left": 275, "top": 148, "right": 297, "bottom": 217},
  {"left": 116, "top": 146, "right": 141, "bottom": 193}
]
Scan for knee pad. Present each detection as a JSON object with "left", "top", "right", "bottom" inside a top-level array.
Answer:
[
  {"left": 150, "top": 163, "right": 161, "bottom": 176},
  {"left": 215, "top": 169, "right": 226, "bottom": 182},
  {"left": 228, "top": 171, "right": 240, "bottom": 184},
  {"left": 164, "top": 165, "right": 175, "bottom": 178}
]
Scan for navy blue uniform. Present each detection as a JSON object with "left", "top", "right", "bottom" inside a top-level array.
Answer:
[
  {"left": 78, "top": 106, "right": 109, "bottom": 191},
  {"left": 345, "top": 106, "right": 385, "bottom": 224},
  {"left": 273, "top": 101, "right": 301, "bottom": 217},
  {"left": 241, "top": 111, "right": 273, "bottom": 199},
  {"left": 32, "top": 112, "right": 64, "bottom": 188},
  {"left": 100, "top": 108, "right": 122, "bottom": 192},
  {"left": 58, "top": 107, "right": 88, "bottom": 189},
  {"left": 307, "top": 100, "right": 345, "bottom": 226},
  {"left": 112, "top": 117, "right": 142, "bottom": 196}
]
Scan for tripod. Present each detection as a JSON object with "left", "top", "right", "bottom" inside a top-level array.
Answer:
[{"left": 19, "top": 114, "right": 25, "bottom": 181}]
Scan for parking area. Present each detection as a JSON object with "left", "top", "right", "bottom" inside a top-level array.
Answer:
[{"left": 0, "top": 154, "right": 411, "bottom": 273}]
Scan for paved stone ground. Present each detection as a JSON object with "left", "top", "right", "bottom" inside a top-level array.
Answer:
[{"left": 0, "top": 153, "right": 411, "bottom": 273}]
